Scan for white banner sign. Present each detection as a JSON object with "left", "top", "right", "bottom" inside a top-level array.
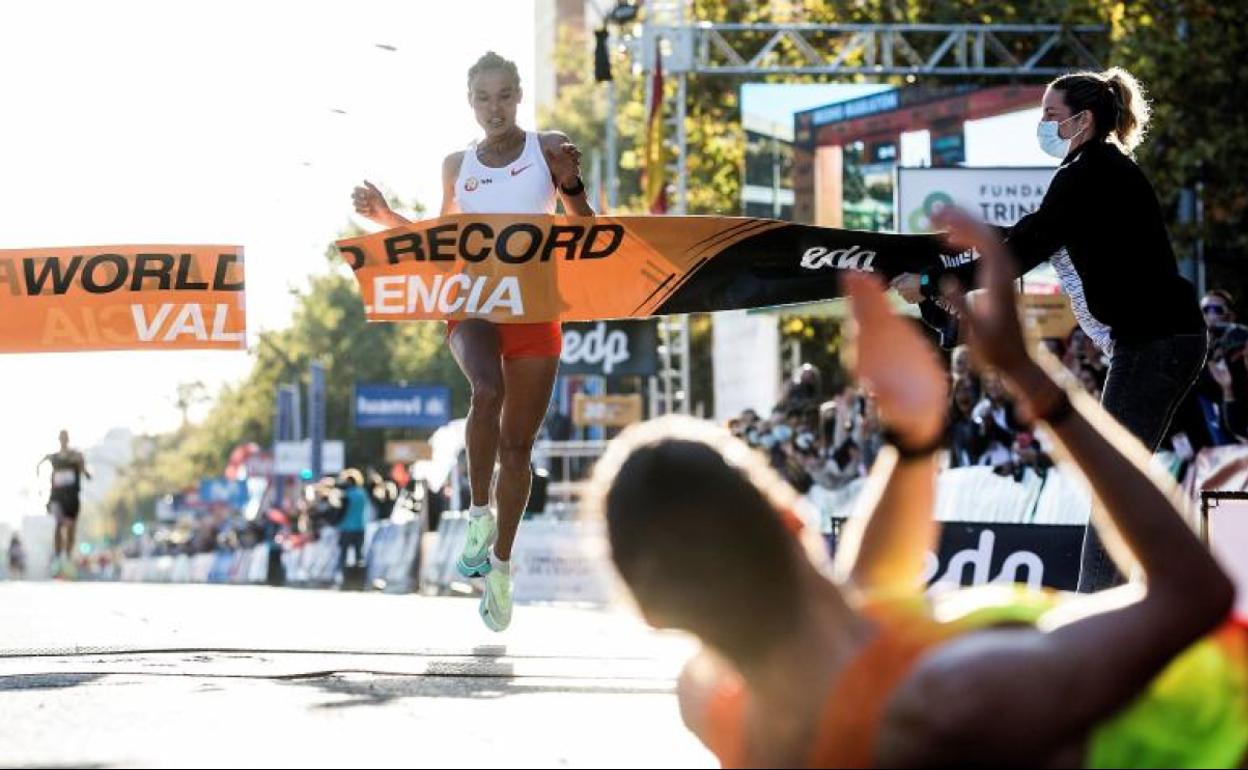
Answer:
[
  {"left": 424, "top": 516, "right": 615, "bottom": 604},
  {"left": 1206, "top": 495, "right": 1248, "bottom": 617},
  {"left": 897, "top": 166, "right": 1056, "bottom": 234},
  {"left": 510, "top": 519, "right": 616, "bottom": 604},
  {"left": 274, "top": 440, "right": 345, "bottom": 475},
  {"left": 713, "top": 310, "right": 781, "bottom": 421}
]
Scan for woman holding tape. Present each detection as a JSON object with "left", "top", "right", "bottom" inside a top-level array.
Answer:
[
  {"left": 352, "top": 51, "right": 594, "bottom": 631},
  {"left": 892, "top": 68, "right": 1207, "bottom": 593}
]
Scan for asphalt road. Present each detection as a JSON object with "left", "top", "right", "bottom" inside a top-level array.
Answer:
[{"left": 0, "top": 582, "right": 715, "bottom": 768}]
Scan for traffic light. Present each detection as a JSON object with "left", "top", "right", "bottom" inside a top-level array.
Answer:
[
  {"left": 594, "top": 28, "right": 612, "bottom": 83},
  {"left": 608, "top": 1, "right": 638, "bottom": 23}
]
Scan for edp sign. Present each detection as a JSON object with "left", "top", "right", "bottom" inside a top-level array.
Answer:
[{"left": 560, "top": 320, "right": 658, "bottom": 376}]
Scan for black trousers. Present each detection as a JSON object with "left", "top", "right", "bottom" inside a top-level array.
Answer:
[{"left": 1077, "top": 332, "right": 1208, "bottom": 592}]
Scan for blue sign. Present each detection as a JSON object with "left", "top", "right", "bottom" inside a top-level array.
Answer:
[
  {"left": 309, "top": 362, "right": 326, "bottom": 479},
  {"left": 272, "top": 383, "right": 298, "bottom": 508},
  {"left": 198, "top": 478, "right": 249, "bottom": 509},
  {"left": 809, "top": 90, "right": 899, "bottom": 127},
  {"left": 354, "top": 384, "right": 451, "bottom": 429}
]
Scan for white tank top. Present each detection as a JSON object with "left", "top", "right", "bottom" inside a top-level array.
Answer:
[{"left": 453, "top": 131, "right": 558, "bottom": 215}]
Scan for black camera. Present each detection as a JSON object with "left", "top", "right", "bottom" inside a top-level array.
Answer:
[{"left": 1209, "top": 323, "right": 1248, "bottom": 361}]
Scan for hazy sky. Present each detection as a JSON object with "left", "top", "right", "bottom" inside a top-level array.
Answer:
[{"left": 0, "top": 0, "right": 537, "bottom": 528}]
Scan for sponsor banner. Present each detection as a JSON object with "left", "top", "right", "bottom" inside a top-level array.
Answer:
[
  {"left": 283, "top": 533, "right": 341, "bottom": 585},
  {"left": 354, "top": 383, "right": 451, "bottom": 429},
  {"left": 808, "top": 465, "right": 1092, "bottom": 529},
  {"left": 1021, "top": 293, "right": 1078, "bottom": 340},
  {"left": 1204, "top": 493, "right": 1248, "bottom": 617},
  {"left": 560, "top": 320, "right": 659, "bottom": 376},
  {"left": 828, "top": 518, "right": 1083, "bottom": 592},
  {"left": 198, "top": 477, "right": 249, "bottom": 509},
  {"left": 805, "top": 90, "right": 901, "bottom": 128},
  {"left": 928, "top": 522, "right": 1081, "bottom": 591},
  {"left": 337, "top": 215, "right": 956, "bottom": 323},
  {"left": 424, "top": 515, "right": 614, "bottom": 603},
  {"left": 813, "top": 466, "right": 1092, "bottom": 592},
  {"left": 896, "top": 167, "right": 1055, "bottom": 234},
  {"left": 1183, "top": 445, "right": 1248, "bottom": 502},
  {"left": 191, "top": 554, "right": 215, "bottom": 583},
  {"left": 155, "top": 496, "right": 177, "bottom": 522},
  {"left": 385, "top": 440, "right": 432, "bottom": 464},
  {"left": 424, "top": 517, "right": 468, "bottom": 591},
  {"left": 572, "top": 394, "right": 644, "bottom": 427},
  {"left": 118, "top": 522, "right": 426, "bottom": 591},
  {"left": 510, "top": 519, "right": 615, "bottom": 604},
  {"left": 713, "top": 310, "right": 781, "bottom": 421},
  {"left": 364, "top": 520, "right": 424, "bottom": 593},
  {"left": 0, "top": 245, "right": 246, "bottom": 353},
  {"left": 274, "top": 440, "right": 345, "bottom": 475},
  {"left": 243, "top": 452, "right": 274, "bottom": 478}
]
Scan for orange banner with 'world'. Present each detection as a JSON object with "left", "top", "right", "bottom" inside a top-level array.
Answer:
[{"left": 0, "top": 245, "right": 246, "bottom": 353}]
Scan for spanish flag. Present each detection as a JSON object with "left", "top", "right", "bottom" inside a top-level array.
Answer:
[{"left": 642, "top": 47, "right": 667, "bottom": 215}]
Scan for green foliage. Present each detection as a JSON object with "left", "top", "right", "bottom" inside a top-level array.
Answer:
[
  {"left": 1112, "top": 1, "right": 1248, "bottom": 308},
  {"left": 94, "top": 204, "right": 467, "bottom": 536},
  {"left": 543, "top": 0, "right": 1244, "bottom": 300}
]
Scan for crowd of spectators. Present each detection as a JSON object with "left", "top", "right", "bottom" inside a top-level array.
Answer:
[{"left": 729, "top": 287, "right": 1248, "bottom": 492}]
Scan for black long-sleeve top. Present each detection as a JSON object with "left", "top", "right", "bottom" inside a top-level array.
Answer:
[{"left": 922, "top": 140, "right": 1204, "bottom": 353}]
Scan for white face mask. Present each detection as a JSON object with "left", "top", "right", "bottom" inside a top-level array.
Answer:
[{"left": 1036, "top": 112, "right": 1086, "bottom": 159}]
